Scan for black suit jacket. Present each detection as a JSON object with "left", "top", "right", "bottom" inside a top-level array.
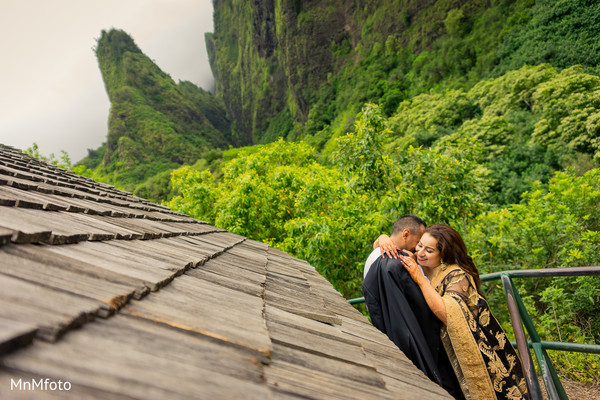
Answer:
[{"left": 362, "top": 255, "right": 463, "bottom": 398}]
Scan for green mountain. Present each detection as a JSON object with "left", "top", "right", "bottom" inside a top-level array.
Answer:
[
  {"left": 207, "top": 0, "right": 600, "bottom": 145},
  {"left": 79, "top": 29, "right": 231, "bottom": 197}
]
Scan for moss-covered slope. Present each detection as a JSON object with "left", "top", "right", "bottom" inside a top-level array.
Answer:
[
  {"left": 85, "top": 29, "right": 231, "bottom": 190},
  {"left": 208, "top": 0, "right": 600, "bottom": 145}
]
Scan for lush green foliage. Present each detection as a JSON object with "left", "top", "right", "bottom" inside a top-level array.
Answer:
[
  {"left": 167, "top": 104, "right": 491, "bottom": 297},
  {"left": 468, "top": 170, "right": 600, "bottom": 381},
  {"left": 168, "top": 103, "right": 600, "bottom": 381},
  {"left": 385, "top": 64, "right": 600, "bottom": 204},
  {"left": 25, "top": 143, "right": 72, "bottom": 170}
]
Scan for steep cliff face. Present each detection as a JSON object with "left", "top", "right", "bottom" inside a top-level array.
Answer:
[
  {"left": 206, "top": 0, "right": 479, "bottom": 144},
  {"left": 207, "top": 0, "right": 361, "bottom": 144},
  {"left": 206, "top": 0, "right": 283, "bottom": 145},
  {"left": 94, "top": 29, "right": 230, "bottom": 186}
]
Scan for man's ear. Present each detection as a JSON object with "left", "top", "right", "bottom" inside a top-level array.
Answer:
[{"left": 402, "top": 228, "right": 411, "bottom": 239}]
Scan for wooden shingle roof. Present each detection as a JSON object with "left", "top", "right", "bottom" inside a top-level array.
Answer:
[{"left": 0, "top": 144, "right": 451, "bottom": 399}]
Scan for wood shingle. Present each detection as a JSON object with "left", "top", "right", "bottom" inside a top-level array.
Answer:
[{"left": 0, "top": 144, "right": 451, "bottom": 399}]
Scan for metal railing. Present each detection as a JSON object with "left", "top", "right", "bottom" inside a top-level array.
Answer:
[{"left": 349, "top": 266, "right": 600, "bottom": 400}]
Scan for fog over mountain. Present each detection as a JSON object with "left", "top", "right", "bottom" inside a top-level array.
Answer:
[{"left": 0, "top": 0, "right": 214, "bottom": 162}]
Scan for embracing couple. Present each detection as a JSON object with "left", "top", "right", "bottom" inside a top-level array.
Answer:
[{"left": 362, "top": 215, "right": 530, "bottom": 400}]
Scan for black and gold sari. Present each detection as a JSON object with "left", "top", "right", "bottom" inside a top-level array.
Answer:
[{"left": 429, "top": 264, "right": 529, "bottom": 400}]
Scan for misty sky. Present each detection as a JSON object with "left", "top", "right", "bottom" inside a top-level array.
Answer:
[{"left": 0, "top": 0, "right": 214, "bottom": 162}]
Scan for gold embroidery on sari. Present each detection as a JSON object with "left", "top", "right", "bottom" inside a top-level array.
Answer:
[{"left": 432, "top": 265, "right": 530, "bottom": 399}]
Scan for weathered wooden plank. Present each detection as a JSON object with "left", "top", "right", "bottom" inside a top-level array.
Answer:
[
  {"left": 210, "top": 251, "right": 269, "bottom": 275},
  {"left": 123, "top": 218, "right": 186, "bottom": 236},
  {"left": 84, "top": 216, "right": 163, "bottom": 239},
  {"left": 266, "top": 298, "right": 342, "bottom": 325},
  {"left": 0, "top": 207, "right": 118, "bottom": 244},
  {"left": 336, "top": 316, "right": 401, "bottom": 349},
  {"left": 177, "top": 234, "right": 234, "bottom": 251},
  {"left": 266, "top": 273, "right": 311, "bottom": 296},
  {"left": 265, "top": 259, "right": 306, "bottom": 280},
  {"left": 0, "top": 217, "right": 52, "bottom": 244},
  {"left": 26, "top": 209, "right": 116, "bottom": 243},
  {"left": 90, "top": 241, "right": 192, "bottom": 276},
  {"left": 0, "top": 315, "right": 271, "bottom": 400},
  {"left": 266, "top": 319, "right": 370, "bottom": 368},
  {"left": 71, "top": 214, "right": 143, "bottom": 240},
  {"left": 5, "top": 244, "right": 150, "bottom": 300},
  {"left": 0, "top": 187, "right": 44, "bottom": 208},
  {"left": 3, "top": 174, "right": 82, "bottom": 200},
  {"left": 196, "top": 258, "right": 266, "bottom": 287},
  {"left": 0, "top": 275, "right": 104, "bottom": 341},
  {"left": 160, "top": 221, "right": 220, "bottom": 235},
  {"left": 40, "top": 195, "right": 119, "bottom": 216},
  {"left": 123, "top": 274, "right": 272, "bottom": 363},
  {"left": 0, "top": 165, "right": 42, "bottom": 183},
  {"left": 361, "top": 339, "right": 453, "bottom": 398},
  {"left": 266, "top": 277, "right": 337, "bottom": 319},
  {"left": 131, "top": 235, "right": 214, "bottom": 264},
  {"left": 0, "top": 249, "right": 135, "bottom": 315},
  {"left": 129, "top": 237, "right": 211, "bottom": 267},
  {"left": 43, "top": 242, "right": 176, "bottom": 291},
  {"left": 267, "top": 248, "right": 312, "bottom": 270},
  {"left": 0, "top": 274, "right": 105, "bottom": 318},
  {"left": 265, "top": 358, "right": 398, "bottom": 400},
  {"left": 266, "top": 305, "right": 357, "bottom": 347},
  {"left": 171, "top": 235, "right": 229, "bottom": 257},
  {"left": 301, "top": 270, "right": 370, "bottom": 321},
  {"left": 265, "top": 278, "right": 342, "bottom": 326},
  {"left": 0, "top": 195, "right": 17, "bottom": 206},
  {"left": 227, "top": 242, "right": 269, "bottom": 261},
  {"left": 270, "top": 341, "right": 387, "bottom": 389},
  {"left": 239, "top": 238, "right": 270, "bottom": 250},
  {"left": 2, "top": 185, "right": 75, "bottom": 211},
  {"left": 186, "top": 268, "right": 263, "bottom": 297},
  {"left": 0, "top": 317, "right": 37, "bottom": 355},
  {"left": 108, "top": 238, "right": 202, "bottom": 269},
  {"left": 0, "top": 228, "right": 13, "bottom": 246}
]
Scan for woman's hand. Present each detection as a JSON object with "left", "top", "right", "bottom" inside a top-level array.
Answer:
[
  {"left": 375, "top": 234, "right": 399, "bottom": 258},
  {"left": 400, "top": 255, "right": 447, "bottom": 324},
  {"left": 400, "top": 255, "right": 425, "bottom": 283}
]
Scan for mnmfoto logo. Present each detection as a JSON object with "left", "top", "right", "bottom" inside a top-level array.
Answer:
[{"left": 10, "top": 378, "right": 71, "bottom": 391}]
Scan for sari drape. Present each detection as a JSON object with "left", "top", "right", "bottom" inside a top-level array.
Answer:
[{"left": 429, "top": 264, "right": 529, "bottom": 400}]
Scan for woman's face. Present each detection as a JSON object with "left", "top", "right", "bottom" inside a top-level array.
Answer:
[{"left": 416, "top": 233, "right": 442, "bottom": 270}]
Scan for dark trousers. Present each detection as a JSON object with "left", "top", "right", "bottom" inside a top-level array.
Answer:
[{"left": 362, "top": 256, "right": 464, "bottom": 399}]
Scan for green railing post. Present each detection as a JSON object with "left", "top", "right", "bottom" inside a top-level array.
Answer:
[
  {"left": 501, "top": 274, "right": 544, "bottom": 399},
  {"left": 509, "top": 279, "right": 567, "bottom": 400}
]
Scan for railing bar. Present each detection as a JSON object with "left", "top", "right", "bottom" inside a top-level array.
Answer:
[
  {"left": 532, "top": 343, "right": 563, "bottom": 400},
  {"left": 542, "top": 348, "right": 569, "bottom": 400},
  {"left": 510, "top": 279, "right": 542, "bottom": 343},
  {"left": 540, "top": 341, "right": 600, "bottom": 354},
  {"left": 501, "top": 275, "right": 543, "bottom": 400},
  {"left": 481, "top": 266, "right": 600, "bottom": 282},
  {"left": 512, "top": 340, "right": 600, "bottom": 354},
  {"left": 348, "top": 297, "right": 365, "bottom": 304}
]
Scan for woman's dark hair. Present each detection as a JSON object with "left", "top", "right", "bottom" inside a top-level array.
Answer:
[{"left": 424, "top": 224, "right": 484, "bottom": 296}]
